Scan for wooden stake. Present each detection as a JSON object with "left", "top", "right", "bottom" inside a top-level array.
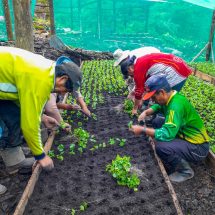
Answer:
[
  {"left": 206, "top": 10, "right": 215, "bottom": 61},
  {"left": 148, "top": 137, "right": 184, "bottom": 215},
  {"left": 2, "top": 0, "right": 13, "bottom": 41}
]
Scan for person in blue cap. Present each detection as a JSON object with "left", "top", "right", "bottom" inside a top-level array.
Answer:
[
  {"left": 43, "top": 57, "right": 91, "bottom": 132},
  {"left": 130, "top": 74, "right": 210, "bottom": 183},
  {"left": 0, "top": 47, "right": 83, "bottom": 194}
]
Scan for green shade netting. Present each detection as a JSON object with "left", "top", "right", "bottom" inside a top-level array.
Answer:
[{"left": 53, "top": 0, "right": 215, "bottom": 61}]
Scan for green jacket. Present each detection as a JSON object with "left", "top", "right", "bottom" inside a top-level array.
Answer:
[
  {"left": 0, "top": 47, "right": 55, "bottom": 158},
  {"left": 151, "top": 91, "right": 210, "bottom": 144}
]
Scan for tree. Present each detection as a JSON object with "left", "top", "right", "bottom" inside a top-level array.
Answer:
[{"left": 12, "top": 0, "right": 34, "bottom": 52}]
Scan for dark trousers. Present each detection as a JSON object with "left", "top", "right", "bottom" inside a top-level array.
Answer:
[
  {"left": 155, "top": 139, "right": 209, "bottom": 172},
  {"left": 152, "top": 114, "right": 209, "bottom": 172},
  {"left": 0, "top": 100, "right": 22, "bottom": 149}
]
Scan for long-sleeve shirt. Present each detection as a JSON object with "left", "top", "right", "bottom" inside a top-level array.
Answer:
[
  {"left": 151, "top": 91, "right": 210, "bottom": 144},
  {"left": 134, "top": 53, "right": 192, "bottom": 100},
  {"left": 0, "top": 47, "right": 55, "bottom": 159}
]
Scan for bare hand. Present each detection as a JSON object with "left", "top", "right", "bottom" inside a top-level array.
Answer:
[
  {"left": 38, "top": 155, "right": 54, "bottom": 171},
  {"left": 138, "top": 111, "right": 147, "bottom": 122},
  {"left": 42, "top": 114, "right": 59, "bottom": 129},
  {"left": 82, "top": 108, "right": 91, "bottom": 117},
  {"left": 130, "top": 125, "right": 144, "bottom": 135},
  {"left": 63, "top": 122, "right": 71, "bottom": 133},
  {"left": 132, "top": 108, "right": 138, "bottom": 115},
  {"left": 66, "top": 104, "right": 81, "bottom": 111}
]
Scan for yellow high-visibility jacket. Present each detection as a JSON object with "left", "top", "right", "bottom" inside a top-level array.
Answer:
[{"left": 0, "top": 47, "right": 55, "bottom": 158}]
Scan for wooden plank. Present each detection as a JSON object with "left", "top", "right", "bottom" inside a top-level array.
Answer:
[
  {"left": 148, "top": 137, "right": 184, "bottom": 215},
  {"left": 191, "top": 68, "right": 215, "bottom": 85},
  {"left": 14, "top": 93, "right": 69, "bottom": 215}
]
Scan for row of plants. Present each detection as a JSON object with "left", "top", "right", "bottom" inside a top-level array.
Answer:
[
  {"left": 188, "top": 62, "right": 215, "bottom": 77},
  {"left": 181, "top": 76, "right": 215, "bottom": 152},
  {"left": 80, "top": 60, "right": 127, "bottom": 109}
]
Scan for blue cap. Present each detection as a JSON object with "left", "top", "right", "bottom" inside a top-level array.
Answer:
[
  {"left": 143, "top": 74, "right": 171, "bottom": 100},
  {"left": 56, "top": 56, "right": 72, "bottom": 65},
  {"left": 55, "top": 56, "right": 82, "bottom": 91}
]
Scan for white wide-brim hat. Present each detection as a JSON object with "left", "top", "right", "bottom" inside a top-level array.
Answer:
[{"left": 113, "top": 49, "right": 130, "bottom": 66}]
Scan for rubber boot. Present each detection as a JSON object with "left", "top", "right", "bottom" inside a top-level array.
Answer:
[
  {"left": 0, "top": 146, "right": 35, "bottom": 174},
  {"left": 0, "top": 184, "right": 7, "bottom": 195},
  {"left": 169, "top": 159, "right": 194, "bottom": 183}
]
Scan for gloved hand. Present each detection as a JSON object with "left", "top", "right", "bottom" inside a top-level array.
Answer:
[
  {"left": 38, "top": 155, "right": 54, "bottom": 171},
  {"left": 42, "top": 114, "right": 59, "bottom": 129}
]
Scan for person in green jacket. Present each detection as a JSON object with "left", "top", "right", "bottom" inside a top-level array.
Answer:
[
  {"left": 130, "top": 74, "right": 210, "bottom": 182},
  {"left": 0, "top": 47, "right": 82, "bottom": 194}
]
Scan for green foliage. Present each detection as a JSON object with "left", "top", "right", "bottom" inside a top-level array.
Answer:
[
  {"left": 69, "top": 143, "right": 76, "bottom": 155},
  {"left": 106, "top": 155, "right": 140, "bottom": 190},
  {"left": 188, "top": 62, "right": 215, "bottom": 77},
  {"left": 80, "top": 202, "right": 88, "bottom": 212},
  {"left": 48, "top": 150, "right": 55, "bottom": 158},
  {"left": 128, "top": 121, "right": 133, "bottom": 129},
  {"left": 71, "top": 208, "right": 76, "bottom": 215},
  {"left": 74, "top": 128, "right": 90, "bottom": 153},
  {"left": 124, "top": 99, "right": 134, "bottom": 115},
  {"left": 108, "top": 138, "right": 115, "bottom": 145},
  {"left": 181, "top": 76, "right": 215, "bottom": 148}
]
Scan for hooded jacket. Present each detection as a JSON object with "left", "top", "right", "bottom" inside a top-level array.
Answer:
[{"left": 0, "top": 47, "right": 55, "bottom": 159}]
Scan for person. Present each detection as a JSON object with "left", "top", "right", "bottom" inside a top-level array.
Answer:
[
  {"left": 113, "top": 47, "right": 160, "bottom": 101},
  {"left": 120, "top": 53, "right": 192, "bottom": 115},
  {"left": 0, "top": 47, "right": 82, "bottom": 194},
  {"left": 43, "top": 91, "right": 91, "bottom": 132},
  {"left": 130, "top": 74, "right": 210, "bottom": 182}
]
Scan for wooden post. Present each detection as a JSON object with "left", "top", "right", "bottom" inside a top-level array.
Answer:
[
  {"left": 2, "top": 0, "right": 13, "bottom": 41},
  {"left": 113, "top": 0, "right": 116, "bottom": 33},
  {"left": 97, "top": 0, "right": 101, "bottom": 39},
  {"left": 12, "top": 0, "right": 34, "bottom": 52},
  {"left": 48, "top": 0, "right": 55, "bottom": 35},
  {"left": 206, "top": 10, "right": 215, "bottom": 61}
]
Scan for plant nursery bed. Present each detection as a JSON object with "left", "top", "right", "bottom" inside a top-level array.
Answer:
[
  {"left": 173, "top": 162, "right": 215, "bottom": 215},
  {"left": 24, "top": 95, "right": 177, "bottom": 215}
]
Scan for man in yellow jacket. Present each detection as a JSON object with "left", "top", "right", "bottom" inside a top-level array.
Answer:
[{"left": 0, "top": 47, "right": 82, "bottom": 194}]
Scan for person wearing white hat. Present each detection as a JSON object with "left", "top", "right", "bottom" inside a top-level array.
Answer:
[
  {"left": 113, "top": 47, "right": 160, "bottom": 67},
  {"left": 113, "top": 47, "right": 160, "bottom": 102}
]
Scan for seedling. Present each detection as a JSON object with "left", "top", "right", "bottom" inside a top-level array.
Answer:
[
  {"left": 69, "top": 143, "right": 76, "bottom": 155},
  {"left": 128, "top": 121, "right": 133, "bottom": 129},
  {"left": 119, "top": 139, "right": 126, "bottom": 147},
  {"left": 57, "top": 144, "right": 65, "bottom": 154},
  {"left": 108, "top": 138, "right": 115, "bottom": 145},
  {"left": 80, "top": 202, "right": 88, "bottom": 211},
  {"left": 71, "top": 208, "right": 76, "bottom": 215},
  {"left": 124, "top": 99, "right": 134, "bottom": 115},
  {"left": 48, "top": 150, "right": 55, "bottom": 158},
  {"left": 91, "top": 113, "right": 97, "bottom": 120},
  {"left": 106, "top": 155, "right": 140, "bottom": 191}
]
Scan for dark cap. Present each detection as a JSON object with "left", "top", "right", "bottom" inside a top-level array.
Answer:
[
  {"left": 56, "top": 56, "right": 82, "bottom": 91},
  {"left": 143, "top": 74, "right": 171, "bottom": 100}
]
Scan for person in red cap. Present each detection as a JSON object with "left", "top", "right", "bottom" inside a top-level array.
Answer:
[
  {"left": 120, "top": 53, "right": 192, "bottom": 115},
  {"left": 130, "top": 74, "right": 210, "bottom": 183}
]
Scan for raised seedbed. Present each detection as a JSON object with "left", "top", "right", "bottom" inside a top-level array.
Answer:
[{"left": 24, "top": 95, "right": 178, "bottom": 215}]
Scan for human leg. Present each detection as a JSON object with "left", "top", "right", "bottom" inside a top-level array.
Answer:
[
  {"left": 0, "top": 101, "right": 35, "bottom": 175},
  {"left": 155, "top": 138, "right": 209, "bottom": 182}
]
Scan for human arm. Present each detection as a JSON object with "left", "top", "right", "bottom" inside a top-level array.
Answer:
[{"left": 138, "top": 107, "right": 155, "bottom": 122}]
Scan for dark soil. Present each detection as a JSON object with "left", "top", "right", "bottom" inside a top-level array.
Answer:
[
  {"left": 173, "top": 162, "right": 215, "bottom": 215},
  {"left": 24, "top": 95, "right": 177, "bottom": 215}
]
